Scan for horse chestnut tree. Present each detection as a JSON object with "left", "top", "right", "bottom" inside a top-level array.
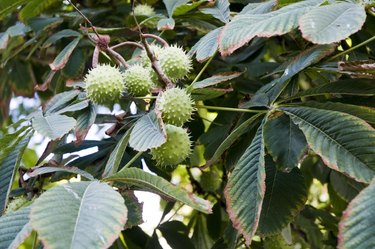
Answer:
[{"left": 0, "top": 0, "right": 375, "bottom": 248}]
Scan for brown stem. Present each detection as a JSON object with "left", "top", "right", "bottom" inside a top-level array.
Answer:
[
  {"left": 141, "top": 35, "right": 173, "bottom": 88},
  {"left": 141, "top": 34, "right": 169, "bottom": 48},
  {"left": 111, "top": 41, "right": 144, "bottom": 50},
  {"left": 106, "top": 48, "right": 130, "bottom": 68}
]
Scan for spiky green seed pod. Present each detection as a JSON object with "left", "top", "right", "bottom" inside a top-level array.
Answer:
[
  {"left": 157, "top": 87, "right": 195, "bottom": 126},
  {"left": 134, "top": 4, "right": 156, "bottom": 16},
  {"left": 84, "top": 64, "right": 125, "bottom": 107},
  {"left": 123, "top": 64, "right": 154, "bottom": 97},
  {"left": 140, "top": 44, "right": 163, "bottom": 68},
  {"left": 150, "top": 124, "right": 192, "bottom": 168},
  {"left": 159, "top": 45, "right": 192, "bottom": 80}
]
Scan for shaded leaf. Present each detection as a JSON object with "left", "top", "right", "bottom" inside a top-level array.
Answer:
[
  {"left": 158, "top": 221, "right": 195, "bottom": 249},
  {"left": 338, "top": 178, "right": 375, "bottom": 249},
  {"left": 104, "top": 168, "right": 213, "bottom": 214},
  {"left": 129, "top": 111, "right": 166, "bottom": 152},
  {"left": 284, "top": 79, "right": 375, "bottom": 101},
  {"left": 281, "top": 106, "right": 375, "bottom": 183},
  {"left": 0, "top": 129, "right": 32, "bottom": 214},
  {"left": 192, "top": 214, "right": 214, "bottom": 249},
  {"left": 219, "top": 0, "right": 323, "bottom": 56},
  {"left": 28, "top": 166, "right": 95, "bottom": 181},
  {"left": 103, "top": 129, "right": 132, "bottom": 177},
  {"left": 206, "top": 113, "right": 263, "bottom": 167},
  {"left": 242, "top": 44, "right": 335, "bottom": 108},
  {"left": 0, "top": 207, "right": 32, "bottom": 249},
  {"left": 299, "top": 3, "right": 366, "bottom": 44},
  {"left": 122, "top": 191, "right": 143, "bottom": 229},
  {"left": 191, "top": 87, "right": 231, "bottom": 101},
  {"left": 75, "top": 102, "right": 97, "bottom": 144},
  {"left": 32, "top": 113, "right": 77, "bottom": 140},
  {"left": 258, "top": 157, "right": 307, "bottom": 235},
  {"left": 49, "top": 37, "right": 80, "bottom": 71},
  {"left": 30, "top": 181, "right": 127, "bottom": 249},
  {"left": 0, "top": 0, "right": 29, "bottom": 20},
  {"left": 201, "top": 0, "right": 230, "bottom": 23},
  {"left": 264, "top": 114, "right": 307, "bottom": 171},
  {"left": 330, "top": 171, "right": 366, "bottom": 202},
  {"left": 224, "top": 124, "right": 266, "bottom": 245},
  {"left": 42, "top": 29, "right": 81, "bottom": 48},
  {"left": 190, "top": 28, "right": 221, "bottom": 62}
]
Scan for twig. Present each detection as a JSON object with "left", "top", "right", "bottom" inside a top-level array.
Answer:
[
  {"left": 142, "top": 34, "right": 169, "bottom": 47},
  {"left": 110, "top": 41, "right": 145, "bottom": 50},
  {"left": 66, "top": 0, "right": 100, "bottom": 39},
  {"left": 131, "top": 2, "right": 173, "bottom": 88},
  {"left": 328, "top": 35, "right": 375, "bottom": 61},
  {"left": 107, "top": 47, "right": 130, "bottom": 68}
]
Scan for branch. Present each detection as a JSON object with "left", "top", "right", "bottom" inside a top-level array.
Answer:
[
  {"left": 110, "top": 41, "right": 145, "bottom": 50},
  {"left": 142, "top": 34, "right": 169, "bottom": 47}
]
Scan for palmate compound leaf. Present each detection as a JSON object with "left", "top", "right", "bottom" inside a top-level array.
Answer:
[
  {"left": 218, "top": 0, "right": 323, "bottom": 56},
  {"left": 189, "top": 27, "right": 221, "bottom": 62},
  {"left": 224, "top": 124, "right": 266, "bottom": 245},
  {"left": 281, "top": 106, "right": 375, "bottom": 183},
  {"left": 338, "top": 178, "right": 375, "bottom": 249},
  {"left": 104, "top": 167, "right": 213, "bottom": 214},
  {"left": 0, "top": 207, "right": 32, "bottom": 249},
  {"left": 257, "top": 156, "right": 307, "bottom": 235},
  {"left": 30, "top": 181, "right": 127, "bottom": 249},
  {"left": 299, "top": 2, "right": 366, "bottom": 44}
]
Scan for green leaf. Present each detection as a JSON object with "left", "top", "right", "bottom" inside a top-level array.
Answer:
[
  {"left": 75, "top": 102, "right": 97, "bottom": 144},
  {"left": 190, "top": 28, "right": 221, "bottom": 62},
  {"left": 26, "top": 17, "right": 64, "bottom": 33},
  {"left": 201, "top": 0, "right": 230, "bottom": 23},
  {"left": 42, "top": 29, "right": 81, "bottom": 48},
  {"left": 129, "top": 111, "right": 166, "bottom": 152},
  {"left": 55, "top": 100, "right": 89, "bottom": 115},
  {"left": 295, "top": 101, "right": 375, "bottom": 126},
  {"left": 103, "top": 129, "right": 132, "bottom": 177},
  {"left": 224, "top": 124, "right": 266, "bottom": 245},
  {"left": 44, "top": 90, "right": 80, "bottom": 115},
  {"left": 338, "top": 178, "right": 375, "bottom": 249},
  {"left": 191, "top": 72, "right": 242, "bottom": 89},
  {"left": 219, "top": 0, "right": 323, "bottom": 56},
  {"left": 191, "top": 88, "right": 230, "bottom": 101},
  {"left": 104, "top": 168, "right": 213, "bottom": 214},
  {"left": 0, "top": 129, "right": 32, "bottom": 214},
  {"left": 299, "top": 3, "right": 366, "bottom": 44},
  {"left": 158, "top": 221, "right": 196, "bottom": 249},
  {"left": 163, "top": 0, "right": 189, "bottom": 17},
  {"left": 206, "top": 113, "right": 263, "bottom": 167},
  {"left": 258, "top": 157, "right": 307, "bottom": 235},
  {"left": 329, "top": 171, "right": 366, "bottom": 202},
  {"left": 19, "top": 0, "right": 60, "bottom": 21},
  {"left": 32, "top": 113, "right": 77, "bottom": 140},
  {"left": 30, "top": 181, "right": 127, "bottom": 249},
  {"left": 284, "top": 79, "right": 375, "bottom": 101},
  {"left": 242, "top": 44, "right": 335, "bottom": 108},
  {"left": 157, "top": 18, "right": 175, "bottom": 30},
  {"left": 192, "top": 214, "right": 214, "bottom": 249},
  {"left": 28, "top": 166, "right": 95, "bottom": 181},
  {"left": 61, "top": 49, "right": 85, "bottom": 78},
  {"left": 49, "top": 37, "right": 80, "bottom": 71},
  {"left": 173, "top": 0, "right": 207, "bottom": 16},
  {"left": 281, "top": 106, "right": 375, "bottom": 183},
  {"left": 0, "top": 0, "right": 29, "bottom": 20},
  {"left": 264, "top": 114, "right": 307, "bottom": 171},
  {"left": 0, "top": 207, "right": 32, "bottom": 249}
]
